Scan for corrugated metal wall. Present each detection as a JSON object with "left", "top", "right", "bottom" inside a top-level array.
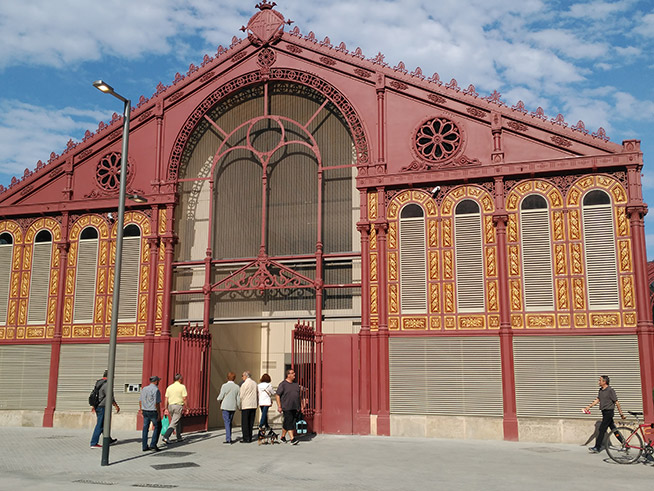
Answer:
[{"left": 0, "top": 344, "right": 51, "bottom": 410}]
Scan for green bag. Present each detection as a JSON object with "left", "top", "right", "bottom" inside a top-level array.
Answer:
[{"left": 161, "top": 415, "right": 169, "bottom": 434}]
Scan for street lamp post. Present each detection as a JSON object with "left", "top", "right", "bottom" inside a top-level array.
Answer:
[{"left": 93, "top": 80, "right": 130, "bottom": 466}]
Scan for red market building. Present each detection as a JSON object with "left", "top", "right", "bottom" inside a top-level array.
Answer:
[{"left": 0, "top": 2, "right": 652, "bottom": 442}]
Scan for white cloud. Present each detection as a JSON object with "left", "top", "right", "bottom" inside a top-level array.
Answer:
[
  {"left": 564, "top": 1, "right": 633, "bottom": 20},
  {"left": 633, "top": 12, "right": 654, "bottom": 38},
  {"left": 528, "top": 29, "right": 608, "bottom": 59}
]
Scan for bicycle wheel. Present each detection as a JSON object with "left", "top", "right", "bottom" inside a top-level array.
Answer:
[{"left": 605, "top": 427, "right": 643, "bottom": 464}]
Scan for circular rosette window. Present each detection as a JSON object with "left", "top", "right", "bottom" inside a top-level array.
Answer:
[
  {"left": 414, "top": 117, "right": 462, "bottom": 163},
  {"left": 96, "top": 152, "right": 133, "bottom": 192}
]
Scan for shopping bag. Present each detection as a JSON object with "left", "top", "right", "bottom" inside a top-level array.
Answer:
[{"left": 161, "top": 415, "right": 169, "bottom": 434}]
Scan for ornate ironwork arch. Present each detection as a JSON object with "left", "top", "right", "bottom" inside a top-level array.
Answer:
[{"left": 167, "top": 69, "right": 370, "bottom": 182}]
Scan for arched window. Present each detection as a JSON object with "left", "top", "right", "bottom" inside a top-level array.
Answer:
[
  {"left": 117, "top": 225, "right": 141, "bottom": 322},
  {"left": 0, "top": 232, "right": 13, "bottom": 325},
  {"left": 73, "top": 227, "right": 99, "bottom": 323},
  {"left": 28, "top": 230, "right": 53, "bottom": 324},
  {"left": 399, "top": 204, "right": 427, "bottom": 313},
  {"left": 582, "top": 190, "right": 619, "bottom": 309},
  {"left": 520, "top": 194, "right": 554, "bottom": 310},
  {"left": 454, "top": 199, "right": 485, "bottom": 312}
]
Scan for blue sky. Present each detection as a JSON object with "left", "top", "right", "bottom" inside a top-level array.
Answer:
[{"left": 1, "top": 0, "right": 653, "bottom": 255}]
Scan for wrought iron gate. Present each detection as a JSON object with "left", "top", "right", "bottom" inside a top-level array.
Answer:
[
  {"left": 169, "top": 323, "right": 212, "bottom": 432},
  {"left": 292, "top": 320, "right": 316, "bottom": 432}
]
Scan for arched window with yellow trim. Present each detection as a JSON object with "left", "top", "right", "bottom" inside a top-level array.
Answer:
[
  {"left": 582, "top": 189, "right": 619, "bottom": 309},
  {"left": 117, "top": 224, "right": 142, "bottom": 322},
  {"left": 399, "top": 203, "right": 427, "bottom": 314},
  {"left": 27, "top": 230, "right": 52, "bottom": 324},
  {"left": 73, "top": 226, "right": 99, "bottom": 323},
  {"left": 0, "top": 232, "right": 13, "bottom": 325},
  {"left": 454, "top": 199, "right": 485, "bottom": 312}
]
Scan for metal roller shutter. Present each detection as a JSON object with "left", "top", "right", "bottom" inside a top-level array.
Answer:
[
  {"left": 400, "top": 217, "right": 427, "bottom": 313},
  {"left": 455, "top": 214, "right": 485, "bottom": 312},
  {"left": 27, "top": 242, "right": 52, "bottom": 324},
  {"left": 118, "top": 236, "right": 141, "bottom": 322},
  {"left": 73, "top": 238, "right": 98, "bottom": 323},
  {"left": 0, "top": 345, "right": 51, "bottom": 410},
  {"left": 389, "top": 336, "right": 503, "bottom": 416},
  {"left": 514, "top": 335, "right": 642, "bottom": 418},
  {"left": 56, "top": 343, "right": 143, "bottom": 411}
]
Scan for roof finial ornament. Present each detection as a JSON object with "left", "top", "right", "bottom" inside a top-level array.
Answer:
[
  {"left": 256, "top": 0, "right": 276, "bottom": 10},
  {"left": 242, "top": 1, "right": 291, "bottom": 46}
]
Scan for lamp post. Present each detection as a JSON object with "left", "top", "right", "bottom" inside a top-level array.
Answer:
[{"left": 93, "top": 80, "right": 130, "bottom": 466}]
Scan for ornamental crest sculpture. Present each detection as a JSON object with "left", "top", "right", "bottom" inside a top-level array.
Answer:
[{"left": 241, "top": 1, "right": 292, "bottom": 46}]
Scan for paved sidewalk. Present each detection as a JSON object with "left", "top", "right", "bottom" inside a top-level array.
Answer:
[{"left": 0, "top": 426, "right": 652, "bottom": 490}]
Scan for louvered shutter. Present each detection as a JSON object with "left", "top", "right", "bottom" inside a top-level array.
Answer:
[
  {"left": 73, "top": 238, "right": 98, "bottom": 323},
  {"left": 27, "top": 242, "right": 52, "bottom": 324},
  {"left": 514, "top": 335, "right": 642, "bottom": 418},
  {"left": 400, "top": 217, "right": 427, "bottom": 313},
  {"left": 0, "top": 243, "right": 12, "bottom": 325},
  {"left": 56, "top": 343, "right": 143, "bottom": 411},
  {"left": 583, "top": 205, "right": 619, "bottom": 309},
  {"left": 118, "top": 236, "right": 141, "bottom": 322},
  {"left": 0, "top": 345, "right": 51, "bottom": 410},
  {"left": 389, "top": 337, "right": 503, "bottom": 416},
  {"left": 520, "top": 209, "right": 554, "bottom": 310},
  {"left": 454, "top": 214, "right": 485, "bottom": 312}
]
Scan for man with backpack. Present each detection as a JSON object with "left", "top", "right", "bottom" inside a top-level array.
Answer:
[{"left": 89, "top": 370, "right": 120, "bottom": 448}]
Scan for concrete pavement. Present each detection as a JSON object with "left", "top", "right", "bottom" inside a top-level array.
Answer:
[{"left": 0, "top": 425, "right": 652, "bottom": 490}]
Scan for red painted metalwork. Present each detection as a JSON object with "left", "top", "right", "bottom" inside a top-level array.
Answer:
[
  {"left": 168, "top": 323, "right": 212, "bottom": 431},
  {"left": 292, "top": 321, "right": 316, "bottom": 432}
]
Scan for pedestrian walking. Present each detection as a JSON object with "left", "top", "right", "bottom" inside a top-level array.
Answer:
[
  {"left": 257, "top": 373, "right": 274, "bottom": 430},
  {"left": 217, "top": 372, "right": 240, "bottom": 444},
  {"left": 275, "top": 369, "right": 301, "bottom": 445},
  {"left": 584, "top": 375, "right": 626, "bottom": 453},
  {"left": 139, "top": 375, "right": 162, "bottom": 451},
  {"left": 239, "top": 371, "right": 258, "bottom": 443},
  {"left": 89, "top": 370, "right": 120, "bottom": 448},
  {"left": 162, "top": 373, "right": 187, "bottom": 443}
]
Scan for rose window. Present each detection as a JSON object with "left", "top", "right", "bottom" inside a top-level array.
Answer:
[
  {"left": 96, "top": 152, "right": 131, "bottom": 192},
  {"left": 415, "top": 117, "right": 462, "bottom": 162}
]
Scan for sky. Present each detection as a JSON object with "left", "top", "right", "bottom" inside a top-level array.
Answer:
[{"left": 0, "top": 0, "right": 653, "bottom": 255}]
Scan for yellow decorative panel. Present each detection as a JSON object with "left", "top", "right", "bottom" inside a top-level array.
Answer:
[
  {"left": 459, "top": 316, "right": 485, "bottom": 329},
  {"left": 63, "top": 297, "right": 73, "bottom": 323},
  {"left": 46, "top": 326, "right": 54, "bottom": 338},
  {"left": 99, "top": 241, "right": 108, "bottom": 266},
  {"left": 488, "top": 315, "right": 500, "bottom": 329},
  {"left": 510, "top": 279, "right": 522, "bottom": 310},
  {"left": 389, "top": 284, "right": 399, "bottom": 313},
  {"left": 388, "top": 222, "right": 397, "bottom": 249},
  {"left": 481, "top": 195, "right": 494, "bottom": 213},
  {"left": 428, "top": 251, "right": 439, "bottom": 280},
  {"left": 157, "top": 264, "right": 165, "bottom": 290},
  {"left": 118, "top": 325, "right": 136, "bottom": 337},
  {"left": 50, "top": 269, "right": 59, "bottom": 296},
  {"left": 486, "top": 247, "right": 496, "bottom": 277},
  {"left": 0, "top": 328, "right": 5, "bottom": 339},
  {"left": 590, "top": 313, "right": 620, "bottom": 328},
  {"left": 526, "top": 314, "right": 555, "bottom": 329},
  {"left": 552, "top": 211, "right": 564, "bottom": 241},
  {"left": 156, "top": 294, "right": 163, "bottom": 321},
  {"left": 397, "top": 191, "right": 410, "bottom": 204},
  {"left": 578, "top": 176, "right": 593, "bottom": 189},
  {"left": 621, "top": 276, "right": 634, "bottom": 308},
  {"left": 66, "top": 243, "right": 77, "bottom": 267},
  {"left": 484, "top": 215, "right": 495, "bottom": 244},
  {"left": 140, "top": 265, "right": 149, "bottom": 291},
  {"left": 97, "top": 269, "right": 107, "bottom": 294},
  {"left": 18, "top": 298, "right": 27, "bottom": 324},
  {"left": 573, "top": 278, "right": 585, "bottom": 309},
  {"left": 517, "top": 181, "right": 532, "bottom": 195},
  {"left": 17, "top": 327, "right": 24, "bottom": 339},
  {"left": 370, "top": 253, "right": 378, "bottom": 282},
  {"left": 451, "top": 187, "right": 466, "bottom": 200},
  {"left": 467, "top": 186, "right": 482, "bottom": 198},
  {"left": 511, "top": 314, "right": 523, "bottom": 329},
  {"left": 138, "top": 324, "right": 146, "bottom": 336},
  {"left": 26, "top": 327, "right": 45, "bottom": 338},
  {"left": 138, "top": 294, "right": 148, "bottom": 321},
  {"left": 568, "top": 210, "right": 580, "bottom": 239},
  {"left": 368, "top": 192, "right": 378, "bottom": 220},
  {"left": 556, "top": 279, "right": 569, "bottom": 310},
  {"left": 73, "top": 326, "right": 92, "bottom": 338},
  {"left": 429, "top": 283, "right": 440, "bottom": 313},
  {"left": 574, "top": 313, "right": 587, "bottom": 328},
  {"left": 388, "top": 252, "right": 398, "bottom": 281},
  {"left": 444, "top": 283, "right": 455, "bottom": 312},
  {"left": 7, "top": 328, "right": 15, "bottom": 338},
  {"left": 370, "top": 317, "right": 378, "bottom": 331},
  {"left": 402, "top": 317, "right": 427, "bottom": 330},
  {"left": 618, "top": 240, "right": 632, "bottom": 272},
  {"left": 21, "top": 272, "right": 30, "bottom": 297},
  {"left": 508, "top": 214, "right": 518, "bottom": 242},
  {"left": 8, "top": 299, "right": 17, "bottom": 324},
  {"left": 95, "top": 297, "right": 105, "bottom": 323},
  {"left": 62, "top": 326, "right": 70, "bottom": 337},
  {"left": 10, "top": 273, "right": 19, "bottom": 297},
  {"left": 616, "top": 208, "right": 628, "bottom": 237},
  {"left": 443, "top": 250, "right": 453, "bottom": 279},
  {"left": 442, "top": 219, "right": 452, "bottom": 247},
  {"left": 507, "top": 193, "right": 519, "bottom": 211},
  {"left": 65, "top": 269, "right": 75, "bottom": 295},
  {"left": 558, "top": 314, "right": 570, "bottom": 328},
  {"left": 624, "top": 312, "right": 636, "bottom": 327},
  {"left": 389, "top": 317, "right": 399, "bottom": 330},
  {"left": 425, "top": 200, "right": 437, "bottom": 217},
  {"left": 487, "top": 280, "right": 498, "bottom": 311},
  {"left": 610, "top": 184, "right": 626, "bottom": 204},
  {"left": 444, "top": 316, "right": 456, "bottom": 330},
  {"left": 369, "top": 227, "right": 377, "bottom": 250},
  {"left": 370, "top": 286, "right": 378, "bottom": 314},
  {"left": 441, "top": 197, "right": 453, "bottom": 216},
  {"left": 554, "top": 244, "right": 567, "bottom": 275},
  {"left": 159, "top": 208, "right": 167, "bottom": 235},
  {"left": 430, "top": 316, "right": 441, "bottom": 329},
  {"left": 47, "top": 297, "right": 56, "bottom": 324},
  {"left": 548, "top": 189, "right": 562, "bottom": 208},
  {"left": 428, "top": 220, "right": 437, "bottom": 247},
  {"left": 570, "top": 243, "right": 583, "bottom": 274},
  {"left": 159, "top": 243, "right": 165, "bottom": 261}
]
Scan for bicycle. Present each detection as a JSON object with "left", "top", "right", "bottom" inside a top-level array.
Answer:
[{"left": 605, "top": 411, "right": 654, "bottom": 464}]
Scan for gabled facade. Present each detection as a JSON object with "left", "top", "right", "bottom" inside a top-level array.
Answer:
[{"left": 0, "top": 2, "right": 652, "bottom": 442}]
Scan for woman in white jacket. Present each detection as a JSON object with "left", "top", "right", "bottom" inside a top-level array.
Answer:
[{"left": 257, "top": 373, "right": 274, "bottom": 429}]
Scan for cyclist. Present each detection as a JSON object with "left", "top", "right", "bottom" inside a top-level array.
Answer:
[{"left": 584, "top": 375, "right": 626, "bottom": 453}]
